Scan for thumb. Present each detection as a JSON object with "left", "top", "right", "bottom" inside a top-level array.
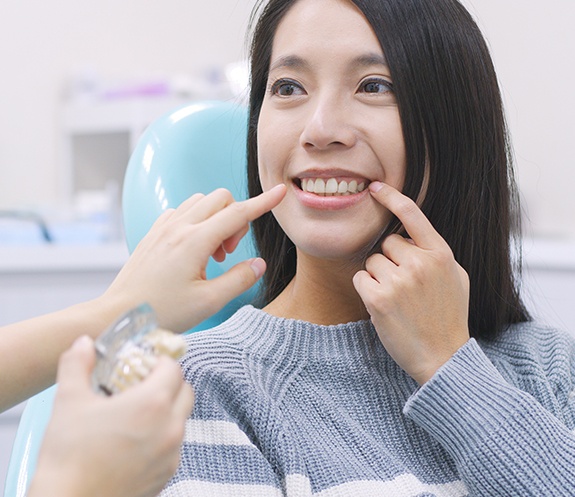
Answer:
[
  {"left": 56, "top": 335, "right": 97, "bottom": 393},
  {"left": 207, "top": 257, "right": 266, "bottom": 308}
]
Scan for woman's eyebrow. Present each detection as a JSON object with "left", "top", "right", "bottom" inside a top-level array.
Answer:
[
  {"left": 268, "top": 52, "right": 388, "bottom": 73},
  {"left": 269, "top": 55, "right": 309, "bottom": 73},
  {"left": 350, "top": 53, "right": 389, "bottom": 70}
]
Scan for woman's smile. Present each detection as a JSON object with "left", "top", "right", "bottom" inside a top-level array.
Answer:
[
  {"left": 292, "top": 172, "right": 372, "bottom": 210},
  {"left": 257, "top": 0, "right": 406, "bottom": 260}
]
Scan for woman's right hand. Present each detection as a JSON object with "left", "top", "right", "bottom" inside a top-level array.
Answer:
[{"left": 101, "top": 184, "right": 286, "bottom": 332}]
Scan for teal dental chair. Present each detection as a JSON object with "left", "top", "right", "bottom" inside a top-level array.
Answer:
[{"left": 4, "top": 100, "right": 253, "bottom": 497}]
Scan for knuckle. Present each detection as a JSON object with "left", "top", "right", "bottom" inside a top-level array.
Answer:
[
  {"left": 364, "top": 253, "right": 382, "bottom": 271},
  {"left": 408, "top": 257, "right": 427, "bottom": 279},
  {"left": 395, "top": 198, "right": 418, "bottom": 218},
  {"left": 432, "top": 246, "right": 455, "bottom": 267},
  {"left": 230, "top": 201, "right": 248, "bottom": 215},
  {"left": 214, "top": 187, "right": 233, "bottom": 199},
  {"left": 364, "top": 286, "right": 391, "bottom": 312}
]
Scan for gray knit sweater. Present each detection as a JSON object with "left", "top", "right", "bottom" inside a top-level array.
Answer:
[{"left": 160, "top": 305, "right": 575, "bottom": 496}]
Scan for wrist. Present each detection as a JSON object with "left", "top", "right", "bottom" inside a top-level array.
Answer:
[
  {"left": 28, "top": 464, "right": 86, "bottom": 497},
  {"left": 412, "top": 337, "right": 470, "bottom": 385},
  {"left": 80, "top": 293, "right": 143, "bottom": 338}
]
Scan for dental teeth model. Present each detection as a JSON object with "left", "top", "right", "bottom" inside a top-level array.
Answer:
[
  {"left": 301, "top": 178, "right": 366, "bottom": 196},
  {"left": 92, "top": 304, "right": 187, "bottom": 395}
]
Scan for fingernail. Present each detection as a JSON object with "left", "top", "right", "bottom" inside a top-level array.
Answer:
[
  {"left": 249, "top": 258, "right": 266, "bottom": 279},
  {"left": 369, "top": 181, "right": 384, "bottom": 193},
  {"left": 72, "top": 335, "right": 92, "bottom": 350}
]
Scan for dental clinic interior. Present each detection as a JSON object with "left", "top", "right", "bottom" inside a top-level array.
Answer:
[{"left": 1, "top": 0, "right": 574, "bottom": 492}]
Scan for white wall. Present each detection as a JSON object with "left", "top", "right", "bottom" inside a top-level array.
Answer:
[
  {"left": 460, "top": 0, "right": 575, "bottom": 239},
  {"left": 0, "top": 0, "right": 257, "bottom": 211},
  {"left": 0, "top": 0, "right": 574, "bottom": 238}
]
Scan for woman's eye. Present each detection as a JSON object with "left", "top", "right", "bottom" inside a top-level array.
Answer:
[
  {"left": 270, "top": 79, "right": 304, "bottom": 97},
  {"left": 359, "top": 78, "right": 394, "bottom": 94}
]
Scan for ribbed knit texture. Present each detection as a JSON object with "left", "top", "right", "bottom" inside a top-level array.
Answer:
[{"left": 160, "top": 305, "right": 575, "bottom": 497}]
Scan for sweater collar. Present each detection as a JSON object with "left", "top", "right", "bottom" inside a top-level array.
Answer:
[{"left": 224, "top": 305, "right": 386, "bottom": 363}]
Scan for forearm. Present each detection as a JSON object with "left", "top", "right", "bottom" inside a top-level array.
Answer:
[
  {"left": 0, "top": 295, "right": 131, "bottom": 412},
  {"left": 404, "top": 339, "right": 575, "bottom": 496},
  {"left": 0, "top": 186, "right": 284, "bottom": 413}
]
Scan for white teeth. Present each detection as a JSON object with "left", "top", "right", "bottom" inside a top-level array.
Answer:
[
  {"left": 304, "top": 178, "right": 314, "bottom": 192},
  {"left": 325, "top": 178, "right": 338, "bottom": 194},
  {"left": 300, "top": 177, "right": 369, "bottom": 196}
]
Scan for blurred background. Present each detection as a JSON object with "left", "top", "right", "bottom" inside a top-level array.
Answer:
[
  {"left": 0, "top": 0, "right": 258, "bottom": 244},
  {"left": 0, "top": 0, "right": 573, "bottom": 240},
  {"left": 0, "top": 0, "right": 574, "bottom": 491}
]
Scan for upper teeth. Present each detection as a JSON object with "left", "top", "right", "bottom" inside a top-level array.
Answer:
[{"left": 301, "top": 178, "right": 367, "bottom": 196}]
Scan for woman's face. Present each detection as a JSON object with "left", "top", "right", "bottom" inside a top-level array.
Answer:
[{"left": 257, "top": 0, "right": 406, "bottom": 261}]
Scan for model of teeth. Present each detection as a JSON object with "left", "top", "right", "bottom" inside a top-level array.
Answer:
[
  {"left": 301, "top": 178, "right": 367, "bottom": 196},
  {"left": 103, "top": 328, "right": 187, "bottom": 395}
]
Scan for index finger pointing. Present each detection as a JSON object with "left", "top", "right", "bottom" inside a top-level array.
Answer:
[
  {"left": 204, "top": 183, "right": 286, "bottom": 246},
  {"left": 369, "top": 181, "right": 443, "bottom": 249}
]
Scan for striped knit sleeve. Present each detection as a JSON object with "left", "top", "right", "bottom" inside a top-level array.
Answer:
[{"left": 403, "top": 336, "right": 575, "bottom": 496}]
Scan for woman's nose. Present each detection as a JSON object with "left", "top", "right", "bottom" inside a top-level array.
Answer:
[{"left": 299, "top": 96, "right": 356, "bottom": 150}]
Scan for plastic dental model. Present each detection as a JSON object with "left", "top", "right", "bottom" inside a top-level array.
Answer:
[{"left": 92, "top": 304, "right": 187, "bottom": 395}]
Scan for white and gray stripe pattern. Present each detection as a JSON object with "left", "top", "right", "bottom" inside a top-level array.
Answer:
[{"left": 159, "top": 305, "right": 575, "bottom": 496}]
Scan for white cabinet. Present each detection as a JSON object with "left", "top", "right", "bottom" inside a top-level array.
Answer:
[{"left": 60, "top": 97, "right": 193, "bottom": 209}]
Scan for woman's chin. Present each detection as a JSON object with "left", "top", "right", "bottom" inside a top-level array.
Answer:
[{"left": 291, "top": 231, "right": 383, "bottom": 263}]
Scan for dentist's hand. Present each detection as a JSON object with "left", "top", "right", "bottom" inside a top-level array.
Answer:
[
  {"left": 28, "top": 336, "right": 193, "bottom": 497},
  {"left": 102, "top": 184, "right": 286, "bottom": 333},
  {"left": 353, "top": 182, "right": 470, "bottom": 385}
]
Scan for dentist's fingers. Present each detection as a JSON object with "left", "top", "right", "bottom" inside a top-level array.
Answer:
[
  {"left": 369, "top": 182, "right": 447, "bottom": 251},
  {"left": 222, "top": 226, "right": 249, "bottom": 255},
  {"left": 177, "top": 189, "right": 235, "bottom": 224},
  {"left": 200, "top": 257, "right": 268, "bottom": 314},
  {"left": 212, "top": 226, "right": 249, "bottom": 263},
  {"left": 55, "top": 336, "right": 97, "bottom": 397},
  {"left": 202, "top": 184, "right": 286, "bottom": 250},
  {"left": 167, "top": 193, "right": 207, "bottom": 222}
]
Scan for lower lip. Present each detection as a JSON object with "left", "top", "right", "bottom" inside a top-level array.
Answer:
[{"left": 293, "top": 183, "right": 370, "bottom": 210}]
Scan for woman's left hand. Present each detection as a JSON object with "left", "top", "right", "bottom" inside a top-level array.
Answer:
[{"left": 353, "top": 182, "right": 470, "bottom": 385}]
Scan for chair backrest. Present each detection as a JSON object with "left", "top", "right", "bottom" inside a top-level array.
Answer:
[
  {"left": 123, "top": 100, "right": 255, "bottom": 331},
  {"left": 3, "top": 386, "right": 56, "bottom": 497},
  {"left": 4, "top": 100, "right": 251, "bottom": 497}
]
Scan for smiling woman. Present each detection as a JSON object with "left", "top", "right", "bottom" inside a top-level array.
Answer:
[
  {"left": 157, "top": 0, "right": 575, "bottom": 496},
  {"left": 254, "top": 0, "right": 406, "bottom": 319}
]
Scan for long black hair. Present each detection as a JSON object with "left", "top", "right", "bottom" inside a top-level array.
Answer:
[{"left": 246, "top": 0, "right": 530, "bottom": 340}]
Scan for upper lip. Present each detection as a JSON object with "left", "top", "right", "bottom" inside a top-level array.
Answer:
[{"left": 293, "top": 168, "right": 373, "bottom": 183}]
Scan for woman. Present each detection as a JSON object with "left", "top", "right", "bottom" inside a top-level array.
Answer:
[{"left": 163, "top": 0, "right": 575, "bottom": 496}]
